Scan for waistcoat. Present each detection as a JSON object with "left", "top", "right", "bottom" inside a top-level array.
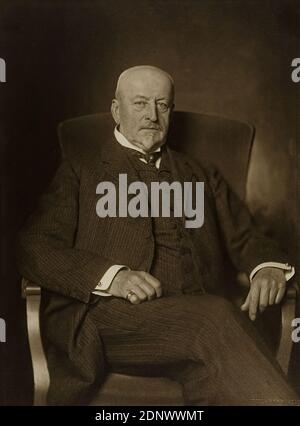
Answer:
[{"left": 123, "top": 146, "right": 204, "bottom": 297}]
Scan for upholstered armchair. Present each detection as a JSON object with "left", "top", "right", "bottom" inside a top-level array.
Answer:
[{"left": 21, "top": 111, "right": 298, "bottom": 405}]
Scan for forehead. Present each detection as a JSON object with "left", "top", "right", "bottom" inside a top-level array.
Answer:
[{"left": 120, "top": 70, "right": 173, "bottom": 99}]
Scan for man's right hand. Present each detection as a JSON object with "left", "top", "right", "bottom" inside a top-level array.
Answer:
[{"left": 108, "top": 270, "right": 162, "bottom": 304}]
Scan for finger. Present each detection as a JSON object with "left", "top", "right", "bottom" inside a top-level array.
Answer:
[
  {"left": 249, "top": 286, "right": 260, "bottom": 321},
  {"left": 138, "top": 281, "right": 157, "bottom": 300},
  {"left": 140, "top": 272, "right": 162, "bottom": 297},
  {"left": 127, "top": 284, "right": 148, "bottom": 304},
  {"left": 259, "top": 285, "right": 269, "bottom": 313},
  {"left": 269, "top": 282, "right": 277, "bottom": 305},
  {"left": 275, "top": 284, "right": 286, "bottom": 304},
  {"left": 241, "top": 292, "right": 250, "bottom": 311},
  {"left": 127, "top": 292, "right": 140, "bottom": 304}
]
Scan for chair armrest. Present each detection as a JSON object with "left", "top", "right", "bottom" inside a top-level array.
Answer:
[
  {"left": 21, "top": 278, "right": 41, "bottom": 298},
  {"left": 276, "top": 281, "right": 299, "bottom": 374},
  {"left": 22, "top": 278, "right": 49, "bottom": 406},
  {"left": 236, "top": 273, "right": 298, "bottom": 375}
]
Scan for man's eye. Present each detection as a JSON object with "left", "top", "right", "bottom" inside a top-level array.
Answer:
[
  {"left": 134, "top": 101, "right": 146, "bottom": 107},
  {"left": 157, "top": 103, "right": 168, "bottom": 112}
]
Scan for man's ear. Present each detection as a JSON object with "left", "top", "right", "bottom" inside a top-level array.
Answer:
[{"left": 111, "top": 99, "right": 120, "bottom": 125}]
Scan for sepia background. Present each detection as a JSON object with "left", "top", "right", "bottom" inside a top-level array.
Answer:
[{"left": 0, "top": 0, "right": 299, "bottom": 404}]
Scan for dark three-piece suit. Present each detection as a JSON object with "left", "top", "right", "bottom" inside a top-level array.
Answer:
[{"left": 17, "top": 131, "right": 297, "bottom": 405}]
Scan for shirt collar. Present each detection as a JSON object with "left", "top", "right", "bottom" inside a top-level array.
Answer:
[{"left": 114, "top": 126, "right": 161, "bottom": 155}]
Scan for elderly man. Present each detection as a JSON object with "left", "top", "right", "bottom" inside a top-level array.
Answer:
[{"left": 18, "top": 65, "right": 298, "bottom": 405}]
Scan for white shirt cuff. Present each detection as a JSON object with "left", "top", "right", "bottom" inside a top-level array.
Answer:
[
  {"left": 92, "top": 264, "right": 129, "bottom": 297},
  {"left": 249, "top": 262, "right": 295, "bottom": 283}
]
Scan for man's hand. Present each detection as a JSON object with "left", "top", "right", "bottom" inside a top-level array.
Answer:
[
  {"left": 108, "top": 270, "right": 162, "bottom": 304},
  {"left": 241, "top": 267, "right": 286, "bottom": 321}
]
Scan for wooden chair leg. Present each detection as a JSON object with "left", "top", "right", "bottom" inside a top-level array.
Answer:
[
  {"left": 22, "top": 279, "right": 50, "bottom": 406},
  {"left": 276, "top": 282, "right": 299, "bottom": 374}
]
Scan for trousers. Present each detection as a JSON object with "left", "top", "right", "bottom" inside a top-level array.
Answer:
[{"left": 88, "top": 293, "right": 298, "bottom": 405}]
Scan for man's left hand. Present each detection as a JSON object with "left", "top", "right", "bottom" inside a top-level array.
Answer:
[{"left": 241, "top": 267, "right": 286, "bottom": 321}]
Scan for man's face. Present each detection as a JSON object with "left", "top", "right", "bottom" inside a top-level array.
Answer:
[{"left": 111, "top": 69, "right": 174, "bottom": 152}]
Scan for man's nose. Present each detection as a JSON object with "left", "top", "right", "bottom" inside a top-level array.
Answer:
[{"left": 147, "top": 102, "right": 158, "bottom": 122}]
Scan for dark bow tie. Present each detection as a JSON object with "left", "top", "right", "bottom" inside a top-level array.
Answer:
[{"left": 129, "top": 149, "right": 161, "bottom": 166}]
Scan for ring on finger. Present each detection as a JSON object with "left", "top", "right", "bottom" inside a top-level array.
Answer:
[{"left": 126, "top": 290, "right": 136, "bottom": 301}]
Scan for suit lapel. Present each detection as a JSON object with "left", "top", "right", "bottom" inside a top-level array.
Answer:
[
  {"left": 91, "top": 135, "right": 153, "bottom": 243},
  {"left": 99, "top": 136, "right": 140, "bottom": 185}
]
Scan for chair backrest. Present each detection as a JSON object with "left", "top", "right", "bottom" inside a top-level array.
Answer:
[{"left": 58, "top": 111, "right": 254, "bottom": 200}]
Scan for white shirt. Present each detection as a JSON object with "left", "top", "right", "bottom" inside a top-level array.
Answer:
[{"left": 93, "top": 128, "right": 295, "bottom": 296}]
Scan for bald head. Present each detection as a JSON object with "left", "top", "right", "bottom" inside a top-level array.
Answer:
[
  {"left": 111, "top": 65, "right": 175, "bottom": 152},
  {"left": 115, "top": 65, "right": 175, "bottom": 101}
]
